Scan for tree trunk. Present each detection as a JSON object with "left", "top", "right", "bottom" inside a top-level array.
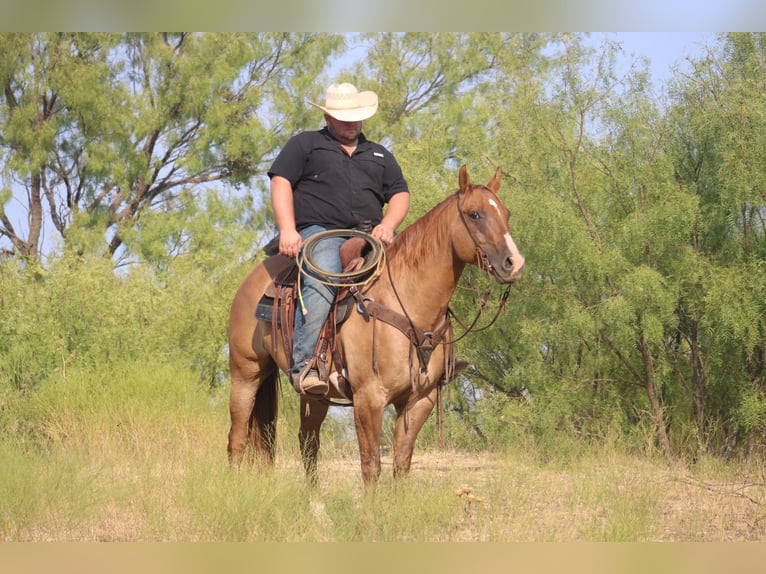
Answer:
[
  {"left": 638, "top": 332, "right": 673, "bottom": 461},
  {"left": 20, "top": 171, "right": 43, "bottom": 259},
  {"left": 688, "top": 317, "right": 708, "bottom": 449}
]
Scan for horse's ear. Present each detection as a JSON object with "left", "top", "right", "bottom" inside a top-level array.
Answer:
[
  {"left": 488, "top": 167, "right": 502, "bottom": 195},
  {"left": 458, "top": 165, "right": 470, "bottom": 194}
]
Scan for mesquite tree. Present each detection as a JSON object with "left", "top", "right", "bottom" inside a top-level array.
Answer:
[{"left": 0, "top": 32, "right": 343, "bottom": 261}]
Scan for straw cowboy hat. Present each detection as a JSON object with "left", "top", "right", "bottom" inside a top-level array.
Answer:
[{"left": 308, "top": 83, "right": 379, "bottom": 122}]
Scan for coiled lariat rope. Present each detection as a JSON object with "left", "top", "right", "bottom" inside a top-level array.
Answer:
[{"left": 295, "top": 229, "right": 385, "bottom": 315}]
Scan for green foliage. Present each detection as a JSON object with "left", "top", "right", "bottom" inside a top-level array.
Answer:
[
  {"left": 2, "top": 360, "right": 213, "bottom": 450},
  {"left": 433, "top": 32, "right": 766, "bottom": 459},
  {"left": 0, "top": 32, "right": 344, "bottom": 258},
  {"left": 735, "top": 386, "right": 766, "bottom": 434},
  {"left": 2, "top": 32, "right": 766, "bottom": 470},
  {"left": 0, "top": 188, "right": 255, "bottom": 399},
  {"left": 0, "top": 260, "right": 57, "bottom": 393}
]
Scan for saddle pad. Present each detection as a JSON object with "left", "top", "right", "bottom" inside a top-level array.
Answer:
[
  {"left": 254, "top": 293, "right": 355, "bottom": 325},
  {"left": 255, "top": 296, "right": 279, "bottom": 324}
]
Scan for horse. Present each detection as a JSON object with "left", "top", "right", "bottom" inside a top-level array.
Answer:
[{"left": 227, "top": 165, "right": 525, "bottom": 486}]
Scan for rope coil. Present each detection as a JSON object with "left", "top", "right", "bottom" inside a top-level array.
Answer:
[{"left": 295, "top": 229, "right": 385, "bottom": 314}]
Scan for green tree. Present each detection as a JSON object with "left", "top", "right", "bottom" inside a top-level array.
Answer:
[
  {"left": 455, "top": 33, "right": 690, "bottom": 459},
  {"left": 666, "top": 33, "right": 766, "bottom": 454},
  {"left": 0, "top": 32, "right": 343, "bottom": 262},
  {"left": 346, "top": 33, "right": 541, "bottom": 217}
]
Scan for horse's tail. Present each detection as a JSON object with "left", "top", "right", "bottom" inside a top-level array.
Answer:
[{"left": 250, "top": 369, "right": 280, "bottom": 461}]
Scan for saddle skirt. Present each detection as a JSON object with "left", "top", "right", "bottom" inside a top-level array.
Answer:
[
  {"left": 254, "top": 265, "right": 356, "bottom": 327},
  {"left": 253, "top": 236, "right": 373, "bottom": 401}
]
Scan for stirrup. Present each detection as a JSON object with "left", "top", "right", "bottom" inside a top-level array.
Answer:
[{"left": 292, "top": 370, "right": 329, "bottom": 397}]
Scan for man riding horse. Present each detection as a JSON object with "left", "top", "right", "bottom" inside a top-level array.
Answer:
[
  {"left": 228, "top": 82, "right": 524, "bottom": 485},
  {"left": 268, "top": 82, "right": 410, "bottom": 397}
]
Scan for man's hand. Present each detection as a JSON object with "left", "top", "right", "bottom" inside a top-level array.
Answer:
[
  {"left": 374, "top": 191, "right": 409, "bottom": 246},
  {"left": 371, "top": 223, "right": 394, "bottom": 246},
  {"left": 279, "top": 228, "right": 302, "bottom": 258}
]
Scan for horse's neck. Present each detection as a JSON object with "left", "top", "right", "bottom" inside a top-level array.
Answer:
[{"left": 377, "top": 219, "right": 465, "bottom": 328}]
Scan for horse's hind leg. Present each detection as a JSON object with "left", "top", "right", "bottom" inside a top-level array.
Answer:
[
  {"left": 228, "top": 360, "right": 278, "bottom": 467},
  {"left": 227, "top": 367, "right": 258, "bottom": 465},
  {"left": 248, "top": 368, "right": 280, "bottom": 462},
  {"left": 299, "top": 397, "right": 329, "bottom": 485}
]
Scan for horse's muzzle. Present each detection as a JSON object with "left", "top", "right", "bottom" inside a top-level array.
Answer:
[{"left": 494, "top": 251, "right": 525, "bottom": 284}]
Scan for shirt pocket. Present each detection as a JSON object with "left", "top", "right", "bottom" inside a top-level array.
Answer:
[{"left": 354, "top": 153, "right": 386, "bottom": 192}]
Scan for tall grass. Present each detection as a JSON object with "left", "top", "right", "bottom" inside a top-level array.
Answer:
[{"left": 2, "top": 358, "right": 765, "bottom": 541}]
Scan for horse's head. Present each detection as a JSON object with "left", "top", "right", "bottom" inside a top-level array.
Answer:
[{"left": 455, "top": 165, "right": 525, "bottom": 284}]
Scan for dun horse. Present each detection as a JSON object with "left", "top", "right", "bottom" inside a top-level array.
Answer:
[{"left": 227, "top": 165, "right": 525, "bottom": 485}]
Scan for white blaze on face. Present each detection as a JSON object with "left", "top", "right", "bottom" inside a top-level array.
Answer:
[
  {"left": 488, "top": 198, "right": 502, "bottom": 217},
  {"left": 504, "top": 232, "right": 525, "bottom": 276},
  {"left": 488, "top": 196, "right": 525, "bottom": 278}
]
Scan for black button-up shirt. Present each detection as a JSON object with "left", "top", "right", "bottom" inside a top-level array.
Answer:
[{"left": 268, "top": 127, "right": 409, "bottom": 231}]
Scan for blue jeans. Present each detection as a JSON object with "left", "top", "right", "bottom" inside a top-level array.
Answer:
[{"left": 290, "top": 225, "right": 345, "bottom": 381}]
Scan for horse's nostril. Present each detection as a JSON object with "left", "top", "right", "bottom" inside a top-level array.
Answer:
[{"left": 504, "top": 256, "right": 514, "bottom": 271}]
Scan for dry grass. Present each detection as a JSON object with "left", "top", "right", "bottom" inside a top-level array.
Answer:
[
  {"left": 337, "top": 449, "right": 766, "bottom": 542},
  {"left": 5, "top": 438, "right": 766, "bottom": 542},
  {"left": 3, "top": 371, "right": 766, "bottom": 542}
]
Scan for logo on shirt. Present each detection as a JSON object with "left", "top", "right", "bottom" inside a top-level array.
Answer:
[{"left": 373, "top": 152, "right": 384, "bottom": 158}]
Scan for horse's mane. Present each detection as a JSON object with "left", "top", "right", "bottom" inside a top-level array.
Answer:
[{"left": 386, "top": 191, "right": 457, "bottom": 275}]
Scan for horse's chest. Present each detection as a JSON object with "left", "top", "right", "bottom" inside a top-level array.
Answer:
[{"left": 340, "top": 324, "right": 446, "bottom": 393}]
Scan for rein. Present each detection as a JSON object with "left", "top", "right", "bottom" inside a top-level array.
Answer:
[{"left": 448, "top": 284, "right": 510, "bottom": 343}]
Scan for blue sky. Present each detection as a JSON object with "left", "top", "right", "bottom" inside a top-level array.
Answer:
[
  {"left": 610, "top": 32, "right": 715, "bottom": 83},
  {"left": 332, "top": 32, "right": 717, "bottom": 89}
]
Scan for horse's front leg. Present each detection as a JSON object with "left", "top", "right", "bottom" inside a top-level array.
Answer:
[
  {"left": 299, "top": 397, "right": 329, "bottom": 485},
  {"left": 352, "top": 389, "right": 387, "bottom": 486},
  {"left": 392, "top": 387, "right": 439, "bottom": 478}
]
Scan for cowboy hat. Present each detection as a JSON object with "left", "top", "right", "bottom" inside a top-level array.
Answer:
[{"left": 308, "top": 83, "right": 378, "bottom": 122}]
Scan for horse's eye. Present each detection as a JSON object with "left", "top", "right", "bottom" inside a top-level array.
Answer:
[{"left": 469, "top": 211, "right": 481, "bottom": 220}]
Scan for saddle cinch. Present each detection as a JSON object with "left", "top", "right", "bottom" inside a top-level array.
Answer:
[{"left": 254, "top": 235, "right": 376, "bottom": 401}]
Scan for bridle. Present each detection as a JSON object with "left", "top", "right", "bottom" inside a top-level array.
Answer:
[
  {"left": 456, "top": 186, "right": 499, "bottom": 275},
  {"left": 450, "top": 186, "right": 512, "bottom": 341}
]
